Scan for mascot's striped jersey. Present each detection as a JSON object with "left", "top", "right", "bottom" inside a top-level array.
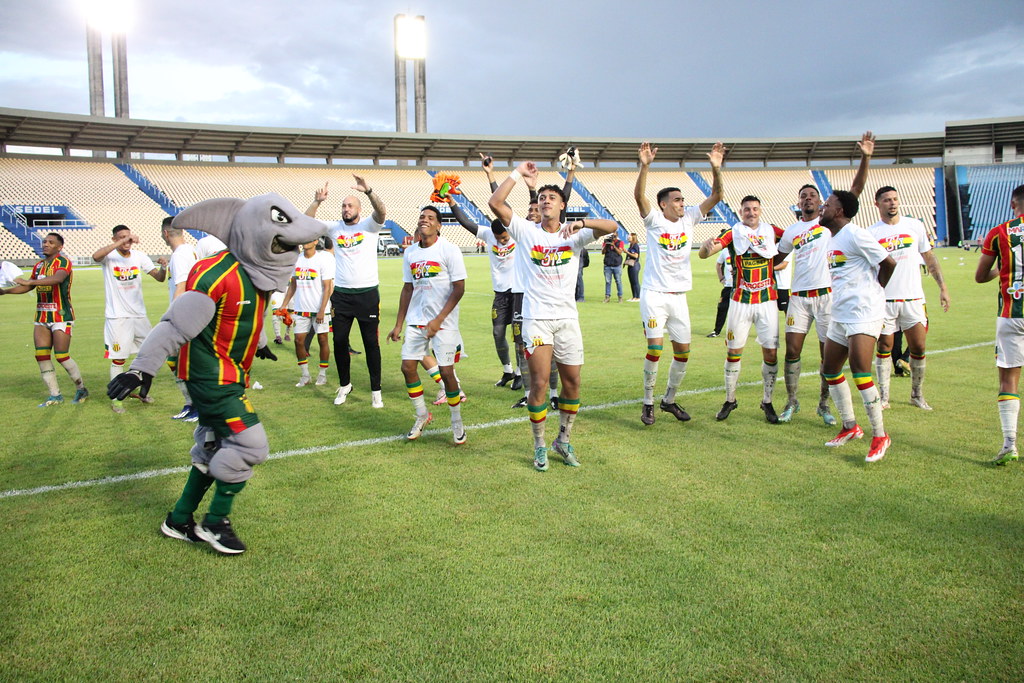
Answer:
[
  {"left": 32, "top": 255, "right": 74, "bottom": 323},
  {"left": 981, "top": 215, "right": 1024, "bottom": 318},
  {"left": 177, "top": 252, "right": 267, "bottom": 385}
]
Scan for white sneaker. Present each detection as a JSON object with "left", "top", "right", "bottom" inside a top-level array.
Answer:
[
  {"left": 333, "top": 384, "right": 352, "bottom": 405},
  {"left": 371, "top": 390, "right": 384, "bottom": 409},
  {"left": 433, "top": 387, "right": 447, "bottom": 406},
  {"left": 315, "top": 373, "right": 327, "bottom": 386},
  {"left": 407, "top": 412, "right": 433, "bottom": 440},
  {"left": 251, "top": 381, "right": 264, "bottom": 390},
  {"left": 910, "top": 394, "right": 932, "bottom": 410},
  {"left": 296, "top": 375, "right": 310, "bottom": 387}
]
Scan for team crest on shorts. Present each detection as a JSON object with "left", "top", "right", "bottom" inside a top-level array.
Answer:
[
  {"left": 787, "top": 315, "right": 795, "bottom": 326},
  {"left": 726, "top": 331, "right": 735, "bottom": 342},
  {"left": 531, "top": 336, "right": 544, "bottom": 347},
  {"left": 647, "top": 317, "right": 657, "bottom": 329},
  {"left": 112, "top": 343, "right": 121, "bottom": 352}
]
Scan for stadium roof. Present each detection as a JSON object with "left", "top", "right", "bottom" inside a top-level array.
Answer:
[{"left": 0, "top": 107, "right": 1019, "bottom": 166}]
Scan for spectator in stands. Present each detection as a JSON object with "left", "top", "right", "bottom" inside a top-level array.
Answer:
[
  {"left": 708, "top": 249, "right": 732, "bottom": 338},
  {"left": 1, "top": 232, "right": 89, "bottom": 407},
  {"left": 625, "top": 233, "right": 641, "bottom": 302},
  {"left": 93, "top": 224, "right": 166, "bottom": 414},
  {"left": 306, "top": 178, "right": 388, "bottom": 409},
  {"left": 602, "top": 234, "right": 625, "bottom": 303}
]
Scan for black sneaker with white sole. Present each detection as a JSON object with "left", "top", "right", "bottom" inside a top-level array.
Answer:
[
  {"left": 495, "top": 372, "right": 516, "bottom": 387},
  {"left": 195, "top": 517, "right": 247, "bottom": 555},
  {"left": 660, "top": 400, "right": 691, "bottom": 421},
  {"left": 512, "top": 396, "right": 528, "bottom": 408},
  {"left": 160, "top": 512, "right": 202, "bottom": 543}
]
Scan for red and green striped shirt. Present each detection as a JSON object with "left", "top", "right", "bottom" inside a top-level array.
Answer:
[
  {"left": 981, "top": 215, "right": 1024, "bottom": 318},
  {"left": 715, "top": 225, "right": 785, "bottom": 304},
  {"left": 177, "top": 252, "right": 267, "bottom": 385},
  {"left": 32, "top": 255, "right": 74, "bottom": 323}
]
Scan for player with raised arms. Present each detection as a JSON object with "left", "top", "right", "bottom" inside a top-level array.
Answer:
[{"left": 279, "top": 238, "right": 335, "bottom": 389}]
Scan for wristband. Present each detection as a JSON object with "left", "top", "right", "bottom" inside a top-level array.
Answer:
[
  {"left": 365, "top": 188, "right": 373, "bottom": 196},
  {"left": 509, "top": 170, "right": 522, "bottom": 183}
]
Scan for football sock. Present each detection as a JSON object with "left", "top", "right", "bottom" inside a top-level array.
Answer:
[
  {"left": 664, "top": 353, "right": 688, "bottom": 403},
  {"left": 56, "top": 353, "right": 83, "bottom": 387},
  {"left": 724, "top": 352, "right": 741, "bottom": 402},
  {"left": 406, "top": 380, "right": 428, "bottom": 418},
  {"left": 784, "top": 357, "right": 801, "bottom": 404},
  {"left": 109, "top": 359, "right": 126, "bottom": 382},
  {"left": 556, "top": 397, "right": 580, "bottom": 444},
  {"left": 643, "top": 344, "right": 662, "bottom": 405},
  {"left": 854, "top": 372, "right": 885, "bottom": 437},
  {"left": 205, "top": 480, "right": 246, "bottom": 525},
  {"left": 998, "top": 394, "right": 1019, "bottom": 448},
  {"left": 910, "top": 353, "right": 926, "bottom": 399},
  {"left": 761, "top": 360, "right": 778, "bottom": 403},
  {"left": 825, "top": 371, "right": 856, "bottom": 429},
  {"left": 549, "top": 362, "right": 558, "bottom": 391},
  {"left": 36, "top": 355, "right": 61, "bottom": 395},
  {"left": 428, "top": 366, "right": 442, "bottom": 385},
  {"left": 875, "top": 352, "right": 891, "bottom": 403},
  {"left": 176, "top": 378, "right": 192, "bottom": 403},
  {"left": 503, "top": 363, "right": 513, "bottom": 374},
  {"left": 518, "top": 347, "right": 531, "bottom": 398},
  {"left": 528, "top": 402, "right": 547, "bottom": 448},
  {"left": 171, "top": 466, "right": 215, "bottom": 525},
  {"left": 446, "top": 389, "right": 463, "bottom": 432},
  {"left": 818, "top": 371, "right": 830, "bottom": 409},
  {"left": 297, "top": 359, "right": 309, "bottom": 377}
]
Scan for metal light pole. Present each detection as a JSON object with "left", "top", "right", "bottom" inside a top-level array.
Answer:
[
  {"left": 111, "top": 31, "right": 129, "bottom": 118},
  {"left": 394, "top": 14, "right": 427, "bottom": 134},
  {"left": 86, "top": 25, "right": 105, "bottom": 117}
]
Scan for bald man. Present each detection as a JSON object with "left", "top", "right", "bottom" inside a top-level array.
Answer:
[{"left": 307, "top": 178, "right": 388, "bottom": 408}]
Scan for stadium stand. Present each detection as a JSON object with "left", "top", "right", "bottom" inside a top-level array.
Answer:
[
  {"left": 827, "top": 165, "right": 937, "bottom": 236},
  {"left": 964, "top": 163, "right": 1024, "bottom": 240}
]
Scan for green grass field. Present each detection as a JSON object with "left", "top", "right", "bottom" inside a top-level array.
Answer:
[{"left": 1, "top": 247, "right": 1022, "bottom": 680}]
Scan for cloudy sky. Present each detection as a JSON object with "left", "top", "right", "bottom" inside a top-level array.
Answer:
[{"left": 0, "top": 0, "right": 1020, "bottom": 140}]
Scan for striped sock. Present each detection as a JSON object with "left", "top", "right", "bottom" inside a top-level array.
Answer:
[
  {"left": 428, "top": 366, "right": 442, "bottom": 385},
  {"left": 643, "top": 344, "right": 662, "bottom": 405},
  {"left": 825, "top": 371, "right": 856, "bottom": 428},
  {"left": 854, "top": 372, "right": 885, "bottom": 437},
  {"left": 110, "top": 359, "right": 126, "bottom": 382},
  {"left": 664, "top": 352, "right": 688, "bottom": 403},
  {"left": 446, "top": 389, "right": 463, "bottom": 429},
  {"left": 724, "top": 352, "right": 742, "bottom": 402},
  {"left": 297, "top": 359, "right": 309, "bottom": 376},
  {"left": 407, "top": 380, "right": 428, "bottom": 417},
  {"left": 528, "top": 402, "right": 547, "bottom": 448},
  {"left": 998, "top": 393, "right": 1019, "bottom": 448},
  {"left": 556, "top": 397, "right": 580, "bottom": 444},
  {"left": 37, "top": 357, "right": 60, "bottom": 395},
  {"left": 875, "top": 351, "right": 892, "bottom": 404},
  {"left": 761, "top": 361, "right": 778, "bottom": 403}
]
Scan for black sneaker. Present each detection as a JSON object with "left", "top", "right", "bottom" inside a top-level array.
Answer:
[
  {"left": 195, "top": 517, "right": 247, "bottom": 555},
  {"left": 510, "top": 375, "right": 524, "bottom": 391},
  {"left": 716, "top": 400, "right": 738, "bottom": 421},
  {"left": 660, "top": 400, "right": 691, "bottom": 421},
  {"left": 512, "top": 396, "right": 528, "bottom": 408},
  {"left": 495, "top": 372, "right": 516, "bottom": 387},
  {"left": 550, "top": 396, "right": 559, "bottom": 411},
  {"left": 761, "top": 401, "right": 780, "bottom": 424},
  {"left": 160, "top": 512, "right": 202, "bottom": 543},
  {"left": 641, "top": 403, "right": 655, "bottom": 425},
  {"left": 706, "top": 331, "right": 719, "bottom": 338}
]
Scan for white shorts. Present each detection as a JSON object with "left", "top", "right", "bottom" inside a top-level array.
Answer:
[
  {"left": 34, "top": 320, "right": 74, "bottom": 334},
  {"left": 104, "top": 317, "right": 151, "bottom": 360},
  {"left": 401, "top": 325, "right": 461, "bottom": 366},
  {"left": 785, "top": 292, "right": 831, "bottom": 342},
  {"left": 826, "top": 319, "right": 883, "bottom": 347},
  {"left": 996, "top": 317, "right": 1024, "bottom": 369},
  {"left": 726, "top": 300, "right": 779, "bottom": 350},
  {"left": 522, "top": 318, "right": 584, "bottom": 366},
  {"left": 881, "top": 300, "right": 927, "bottom": 335},
  {"left": 639, "top": 289, "right": 691, "bottom": 343},
  {"left": 293, "top": 314, "right": 330, "bottom": 335}
]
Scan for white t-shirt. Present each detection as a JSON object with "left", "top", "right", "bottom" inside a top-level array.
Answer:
[
  {"left": 325, "top": 216, "right": 384, "bottom": 289},
  {"left": 194, "top": 235, "right": 227, "bottom": 260},
  {"left": 478, "top": 228, "right": 517, "bottom": 293},
  {"left": 101, "top": 249, "right": 155, "bottom": 319},
  {"left": 826, "top": 223, "right": 890, "bottom": 323},
  {"left": 167, "top": 243, "right": 196, "bottom": 303},
  {"left": 868, "top": 216, "right": 929, "bottom": 300},
  {"left": 775, "top": 252, "right": 793, "bottom": 290},
  {"left": 642, "top": 207, "right": 703, "bottom": 293},
  {"left": 716, "top": 249, "right": 733, "bottom": 288},
  {"left": 291, "top": 250, "right": 336, "bottom": 314},
  {"left": 505, "top": 215, "right": 596, "bottom": 320},
  {"left": 402, "top": 236, "right": 467, "bottom": 330},
  {"left": 777, "top": 218, "right": 833, "bottom": 292}
]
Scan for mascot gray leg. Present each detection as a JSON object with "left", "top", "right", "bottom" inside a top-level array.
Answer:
[{"left": 208, "top": 423, "right": 270, "bottom": 484}]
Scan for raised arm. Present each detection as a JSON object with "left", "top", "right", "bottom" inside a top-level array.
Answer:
[
  {"left": 306, "top": 182, "right": 329, "bottom": 217},
  {"left": 563, "top": 166, "right": 576, "bottom": 204},
  {"left": 561, "top": 218, "right": 619, "bottom": 239},
  {"left": 699, "top": 142, "right": 726, "bottom": 217},
  {"left": 635, "top": 142, "right": 655, "bottom": 218},
  {"left": 850, "top": 131, "right": 875, "bottom": 198},
  {"left": 353, "top": 175, "right": 386, "bottom": 224},
  {"left": 445, "top": 196, "right": 479, "bottom": 236},
  {"left": 481, "top": 154, "right": 498, "bottom": 193},
  {"left": 489, "top": 161, "right": 537, "bottom": 227},
  {"left": 92, "top": 231, "right": 133, "bottom": 263}
]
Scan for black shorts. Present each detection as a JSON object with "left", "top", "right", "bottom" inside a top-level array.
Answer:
[
  {"left": 511, "top": 292, "right": 524, "bottom": 345},
  {"left": 330, "top": 287, "right": 380, "bottom": 324},
  {"left": 492, "top": 290, "right": 514, "bottom": 328}
]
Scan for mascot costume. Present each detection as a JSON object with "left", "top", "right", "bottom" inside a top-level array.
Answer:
[{"left": 108, "top": 193, "right": 325, "bottom": 554}]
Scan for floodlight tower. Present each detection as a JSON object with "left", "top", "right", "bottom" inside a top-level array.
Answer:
[
  {"left": 394, "top": 14, "right": 427, "bottom": 134},
  {"left": 84, "top": 0, "right": 132, "bottom": 119}
]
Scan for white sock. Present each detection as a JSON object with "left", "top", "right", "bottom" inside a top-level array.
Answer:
[
  {"left": 664, "top": 359, "right": 687, "bottom": 403},
  {"left": 784, "top": 359, "right": 801, "bottom": 404},
  {"left": 999, "top": 397, "right": 1019, "bottom": 448},
  {"left": 642, "top": 357, "right": 659, "bottom": 405},
  {"left": 828, "top": 376, "right": 856, "bottom": 429},
  {"left": 761, "top": 361, "right": 778, "bottom": 403}
]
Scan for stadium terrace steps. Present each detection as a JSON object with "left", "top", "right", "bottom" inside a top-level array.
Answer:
[
  {"left": 0, "top": 205, "right": 43, "bottom": 256},
  {"left": 558, "top": 171, "right": 625, "bottom": 238},
  {"left": 687, "top": 171, "right": 739, "bottom": 225},
  {"left": 827, "top": 166, "right": 937, "bottom": 236},
  {"left": 965, "top": 163, "right": 1024, "bottom": 240},
  {"left": 811, "top": 170, "right": 834, "bottom": 202}
]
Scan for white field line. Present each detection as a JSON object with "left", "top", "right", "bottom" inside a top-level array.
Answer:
[{"left": 0, "top": 340, "right": 993, "bottom": 501}]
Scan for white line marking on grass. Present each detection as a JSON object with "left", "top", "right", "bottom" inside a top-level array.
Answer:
[{"left": 0, "top": 340, "right": 994, "bottom": 501}]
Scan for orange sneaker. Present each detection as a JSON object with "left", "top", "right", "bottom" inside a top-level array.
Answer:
[{"left": 866, "top": 434, "right": 891, "bottom": 463}]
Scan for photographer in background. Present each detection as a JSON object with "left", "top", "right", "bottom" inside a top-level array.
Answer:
[{"left": 602, "top": 233, "right": 625, "bottom": 303}]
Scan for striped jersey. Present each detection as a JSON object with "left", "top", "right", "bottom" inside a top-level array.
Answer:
[
  {"left": 32, "top": 255, "right": 74, "bottom": 323},
  {"left": 177, "top": 252, "right": 267, "bottom": 385},
  {"left": 981, "top": 215, "right": 1024, "bottom": 318},
  {"left": 715, "top": 224, "right": 785, "bottom": 304}
]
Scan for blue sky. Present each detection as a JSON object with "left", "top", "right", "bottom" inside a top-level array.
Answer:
[{"left": 0, "top": 0, "right": 1020, "bottom": 139}]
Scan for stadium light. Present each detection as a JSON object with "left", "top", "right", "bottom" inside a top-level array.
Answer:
[
  {"left": 394, "top": 14, "right": 427, "bottom": 136},
  {"left": 395, "top": 15, "right": 426, "bottom": 60},
  {"left": 82, "top": 0, "right": 133, "bottom": 34}
]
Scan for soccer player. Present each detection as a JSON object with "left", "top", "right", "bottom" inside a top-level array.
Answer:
[
  {"left": 279, "top": 238, "right": 335, "bottom": 388},
  {"left": 307, "top": 179, "right": 387, "bottom": 408},
  {"left": 445, "top": 155, "right": 520, "bottom": 387},
  {"left": 159, "top": 215, "right": 199, "bottom": 421},
  {"left": 819, "top": 190, "right": 895, "bottom": 462},
  {"left": 635, "top": 140, "right": 725, "bottom": 425},
  {"left": 698, "top": 196, "right": 785, "bottom": 423},
  {"left": 387, "top": 206, "right": 468, "bottom": 444},
  {"left": 775, "top": 131, "right": 875, "bottom": 424},
  {"left": 869, "top": 185, "right": 951, "bottom": 410},
  {"left": 974, "top": 183, "right": 1024, "bottom": 464},
  {"left": 0, "top": 232, "right": 88, "bottom": 406},
  {"left": 489, "top": 161, "right": 619, "bottom": 471},
  {"left": 92, "top": 224, "right": 166, "bottom": 413}
]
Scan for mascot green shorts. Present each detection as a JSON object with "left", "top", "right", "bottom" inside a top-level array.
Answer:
[{"left": 187, "top": 381, "right": 262, "bottom": 439}]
